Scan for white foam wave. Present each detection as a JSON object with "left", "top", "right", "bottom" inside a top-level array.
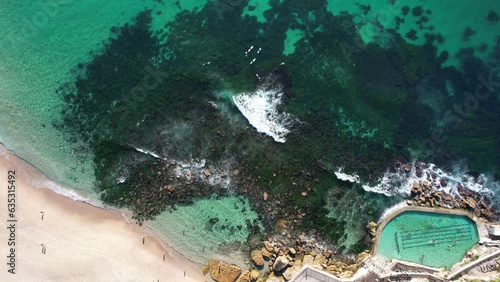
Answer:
[
  {"left": 334, "top": 167, "right": 360, "bottom": 183},
  {"left": 362, "top": 161, "right": 499, "bottom": 201},
  {"left": 132, "top": 146, "right": 165, "bottom": 160},
  {"left": 173, "top": 158, "right": 233, "bottom": 189},
  {"left": 233, "top": 77, "right": 296, "bottom": 143}
]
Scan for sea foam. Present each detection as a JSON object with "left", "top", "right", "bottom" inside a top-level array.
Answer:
[
  {"left": 233, "top": 76, "right": 296, "bottom": 143},
  {"left": 334, "top": 167, "right": 361, "bottom": 183},
  {"left": 361, "top": 161, "right": 499, "bottom": 205}
]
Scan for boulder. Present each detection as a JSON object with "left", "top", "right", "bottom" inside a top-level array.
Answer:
[
  {"left": 441, "top": 193, "right": 452, "bottom": 201},
  {"left": 236, "top": 270, "right": 252, "bottom": 282},
  {"left": 251, "top": 250, "right": 264, "bottom": 267},
  {"left": 273, "top": 256, "right": 289, "bottom": 272},
  {"left": 464, "top": 196, "right": 477, "bottom": 209},
  {"left": 324, "top": 250, "right": 333, "bottom": 258},
  {"left": 263, "top": 241, "right": 274, "bottom": 253},
  {"left": 356, "top": 251, "right": 370, "bottom": 263},
  {"left": 404, "top": 164, "right": 412, "bottom": 173},
  {"left": 313, "top": 254, "right": 326, "bottom": 265},
  {"left": 204, "top": 169, "right": 211, "bottom": 177},
  {"left": 339, "top": 271, "right": 353, "bottom": 279},
  {"left": 283, "top": 266, "right": 301, "bottom": 281},
  {"left": 266, "top": 273, "right": 285, "bottom": 282},
  {"left": 263, "top": 192, "right": 269, "bottom": 201},
  {"left": 303, "top": 255, "right": 314, "bottom": 265},
  {"left": 344, "top": 264, "right": 357, "bottom": 272},
  {"left": 250, "top": 269, "right": 260, "bottom": 280},
  {"left": 326, "top": 265, "right": 338, "bottom": 273},
  {"left": 208, "top": 259, "right": 242, "bottom": 282},
  {"left": 261, "top": 247, "right": 271, "bottom": 258},
  {"left": 202, "top": 264, "right": 210, "bottom": 275},
  {"left": 440, "top": 178, "right": 448, "bottom": 187}
]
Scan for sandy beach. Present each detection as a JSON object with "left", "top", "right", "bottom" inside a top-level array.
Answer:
[{"left": 0, "top": 147, "right": 208, "bottom": 282}]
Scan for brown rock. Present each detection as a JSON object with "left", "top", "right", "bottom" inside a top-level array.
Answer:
[
  {"left": 441, "top": 193, "right": 452, "bottom": 201},
  {"left": 237, "top": 270, "right": 252, "bottom": 282},
  {"left": 356, "top": 251, "right": 370, "bottom": 263},
  {"left": 283, "top": 265, "right": 301, "bottom": 281},
  {"left": 301, "top": 192, "right": 308, "bottom": 197},
  {"left": 465, "top": 196, "right": 477, "bottom": 209},
  {"left": 368, "top": 221, "right": 377, "bottom": 229},
  {"left": 250, "top": 269, "right": 260, "bottom": 280},
  {"left": 167, "top": 185, "right": 175, "bottom": 192},
  {"left": 202, "top": 264, "right": 210, "bottom": 275},
  {"left": 313, "top": 254, "right": 326, "bottom": 265},
  {"left": 273, "top": 256, "right": 289, "bottom": 271},
  {"left": 263, "top": 241, "right": 274, "bottom": 253},
  {"left": 303, "top": 255, "right": 314, "bottom": 265},
  {"left": 251, "top": 250, "right": 264, "bottom": 267},
  {"left": 411, "top": 181, "right": 421, "bottom": 193},
  {"left": 326, "top": 265, "right": 338, "bottom": 273},
  {"left": 344, "top": 264, "right": 357, "bottom": 272},
  {"left": 404, "top": 164, "right": 412, "bottom": 173},
  {"left": 289, "top": 248, "right": 296, "bottom": 255},
  {"left": 324, "top": 250, "right": 333, "bottom": 258},
  {"left": 204, "top": 169, "right": 211, "bottom": 177},
  {"left": 263, "top": 192, "right": 269, "bottom": 201},
  {"left": 208, "top": 259, "right": 242, "bottom": 282},
  {"left": 339, "top": 271, "right": 353, "bottom": 279},
  {"left": 261, "top": 247, "right": 271, "bottom": 258},
  {"left": 266, "top": 273, "right": 285, "bottom": 282}
]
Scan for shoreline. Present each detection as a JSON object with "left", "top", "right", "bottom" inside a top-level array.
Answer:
[{"left": 0, "top": 146, "right": 208, "bottom": 281}]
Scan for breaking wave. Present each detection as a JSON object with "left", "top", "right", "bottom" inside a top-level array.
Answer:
[
  {"left": 233, "top": 76, "right": 296, "bottom": 143},
  {"left": 334, "top": 167, "right": 361, "bottom": 183},
  {"left": 362, "top": 161, "right": 499, "bottom": 206}
]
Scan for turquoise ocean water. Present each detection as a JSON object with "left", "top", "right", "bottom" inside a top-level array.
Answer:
[{"left": 1, "top": 0, "right": 499, "bottom": 262}]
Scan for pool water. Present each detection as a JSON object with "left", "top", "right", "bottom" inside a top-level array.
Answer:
[{"left": 377, "top": 211, "right": 479, "bottom": 269}]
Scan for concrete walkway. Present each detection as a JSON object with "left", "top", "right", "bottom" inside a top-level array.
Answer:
[
  {"left": 289, "top": 265, "right": 378, "bottom": 282},
  {"left": 447, "top": 249, "right": 500, "bottom": 280}
]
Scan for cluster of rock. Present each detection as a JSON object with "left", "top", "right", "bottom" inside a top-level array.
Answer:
[
  {"left": 257, "top": 236, "right": 371, "bottom": 281},
  {"left": 204, "top": 234, "right": 371, "bottom": 282},
  {"left": 407, "top": 180, "right": 497, "bottom": 221}
]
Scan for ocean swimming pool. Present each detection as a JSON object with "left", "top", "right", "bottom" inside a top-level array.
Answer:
[{"left": 377, "top": 210, "right": 479, "bottom": 269}]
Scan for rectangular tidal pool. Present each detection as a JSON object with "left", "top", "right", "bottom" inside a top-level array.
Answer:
[{"left": 376, "top": 210, "right": 479, "bottom": 269}]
